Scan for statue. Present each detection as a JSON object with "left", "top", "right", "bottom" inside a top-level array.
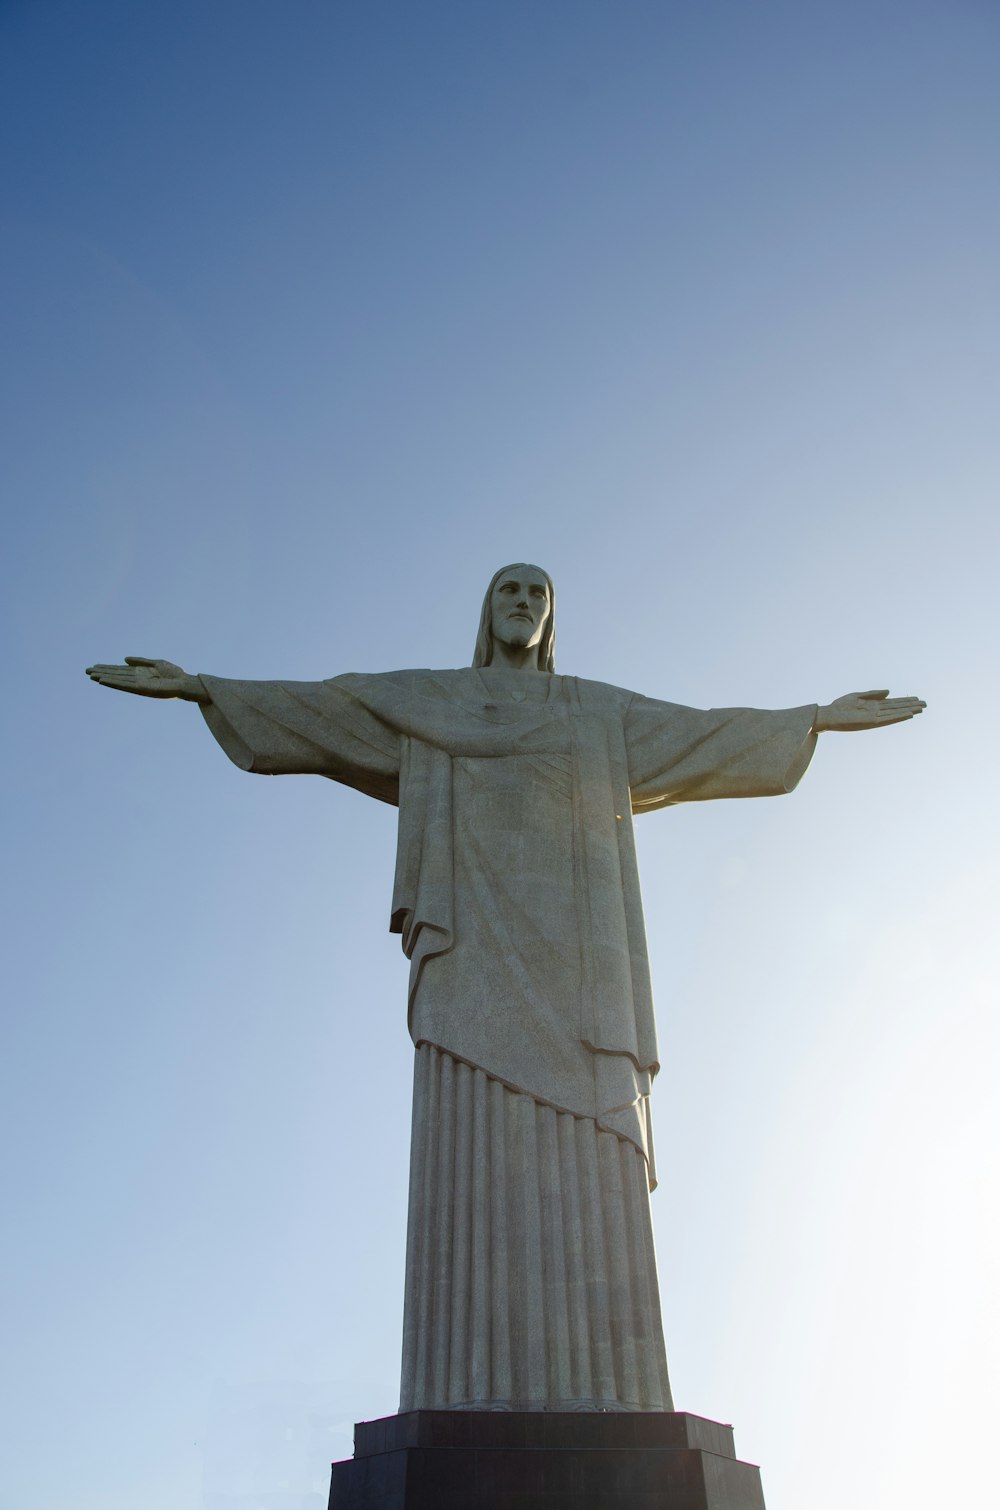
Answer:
[{"left": 87, "top": 563, "right": 924, "bottom": 1415}]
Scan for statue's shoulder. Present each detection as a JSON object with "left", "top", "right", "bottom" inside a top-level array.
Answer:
[
  {"left": 324, "top": 667, "right": 445, "bottom": 686},
  {"left": 323, "top": 668, "right": 476, "bottom": 701},
  {"left": 561, "top": 673, "right": 636, "bottom": 710}
]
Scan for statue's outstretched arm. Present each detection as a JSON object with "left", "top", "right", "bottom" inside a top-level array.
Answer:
[
  {"left": 85, "top": 656, "right": 209, "bottom": 704},
  {"left": 814, "top": 689, "right": 925, "bottom": 732}
]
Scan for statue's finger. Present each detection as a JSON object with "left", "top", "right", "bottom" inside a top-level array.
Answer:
[
  {"left": 125, "top": 656, "right": 158, "bottom": 666},
  {"left": 857, "top": 689, "right": 890, "bottom": 700}
]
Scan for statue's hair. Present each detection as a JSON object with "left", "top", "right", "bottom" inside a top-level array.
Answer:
[{"left": 472, "top": 562, "right": 556, "bottom": 671}]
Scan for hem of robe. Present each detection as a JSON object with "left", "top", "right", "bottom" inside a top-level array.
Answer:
[
  {"left": 413, "top": 1035, "right": 657, "bottom": 1190},
  {"left": 400, "top": 1044, "right": 673, "bottom": 1415}
]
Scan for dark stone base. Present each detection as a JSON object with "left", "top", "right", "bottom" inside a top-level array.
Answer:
[{"left": 328, "top": 1409, "right": 766, "bottom": 1509}]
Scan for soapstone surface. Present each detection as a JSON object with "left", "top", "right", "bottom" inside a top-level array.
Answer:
[{"left": 85, "top": 563, "right": 924, "bottom": 1414}]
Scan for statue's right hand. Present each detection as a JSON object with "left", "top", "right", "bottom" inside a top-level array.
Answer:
[{"left": 85, "top": 656, "right": 206, "bottom": 701}]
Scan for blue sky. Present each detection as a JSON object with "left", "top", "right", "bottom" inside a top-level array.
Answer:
[{"left": 2, "top": 4, "right": 997, "bottom": 1507}]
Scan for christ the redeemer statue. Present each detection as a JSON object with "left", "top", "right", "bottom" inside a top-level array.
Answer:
[{"left": 87, "top": 563, "right": 924, "bottom": 1415}]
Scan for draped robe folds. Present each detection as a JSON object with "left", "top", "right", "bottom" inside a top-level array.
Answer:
[{"left": 199, "top": 668, "right": 817, "bottom": 1410}]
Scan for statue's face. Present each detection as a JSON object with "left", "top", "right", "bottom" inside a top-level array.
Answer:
[{"left": 490, "top": 566, "right": 551, "bottom": 653}]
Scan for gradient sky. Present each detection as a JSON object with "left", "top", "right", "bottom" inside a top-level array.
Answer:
[{"left": 2, "top": 4, "right": 997, "bottom": 1508}]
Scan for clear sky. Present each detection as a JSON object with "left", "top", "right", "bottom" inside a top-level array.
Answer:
[{"left": 1, "top": 3, "right": 996, "bottom": 1507}]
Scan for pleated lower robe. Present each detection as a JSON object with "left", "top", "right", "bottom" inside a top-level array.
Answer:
[{"left": 400, "top": 1045, "right": 672, "bottom": 1412}]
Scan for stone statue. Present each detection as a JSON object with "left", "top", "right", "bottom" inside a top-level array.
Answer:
[{"left": 87, "top": 563, "right": 924, "bottom": 1415}]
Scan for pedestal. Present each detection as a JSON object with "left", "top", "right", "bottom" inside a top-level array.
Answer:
[{"left": 328, "top": 1409, "right": 766, "bottom": 1509}]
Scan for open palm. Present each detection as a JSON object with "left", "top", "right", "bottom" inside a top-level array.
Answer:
[
  {"left": 85, "top": 657, "right": 205, "bottom": 701},
  {"left": 817, "top": 689, "right": 925, "bottom": 732}
]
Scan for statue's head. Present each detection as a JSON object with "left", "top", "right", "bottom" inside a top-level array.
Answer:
[{"left": 473, "top": 562, "right": 556, "bottom": 671}]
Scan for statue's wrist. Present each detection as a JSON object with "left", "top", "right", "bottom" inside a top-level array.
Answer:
[
  {"left": 182, "top": 674, "right": 208, "bottom": 704},
  {"left": 813, "top": 704, "right": 830, "bottom": 733}
]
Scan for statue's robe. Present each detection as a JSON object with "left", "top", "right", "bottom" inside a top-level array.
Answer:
[{"left": 200, "top": 667, "right": 817, "bottom": 1412}]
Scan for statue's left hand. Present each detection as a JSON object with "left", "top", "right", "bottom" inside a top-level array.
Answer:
[{"left": 815, "top": 690, "right": 926, "bottom": 732}]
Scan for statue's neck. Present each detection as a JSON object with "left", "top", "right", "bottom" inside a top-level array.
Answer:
[{"left": 488, "top": 642, "right": 543, "bottom": 671}]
